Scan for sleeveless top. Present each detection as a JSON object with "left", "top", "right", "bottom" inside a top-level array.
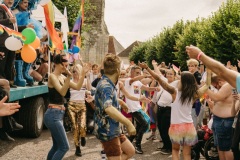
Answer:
[
  {"left": 48, "top": 87, "right": 65, "bottom": 105},
  {"left": 171, "top": 90, "right": 193, "bottom": 124}
]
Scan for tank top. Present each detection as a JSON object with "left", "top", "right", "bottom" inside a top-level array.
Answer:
[{"left": 48, "top": 87, "right": 65, "bottom": 105}]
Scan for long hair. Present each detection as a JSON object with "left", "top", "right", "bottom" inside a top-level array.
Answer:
[{"left": 180, "top": 71, "right": 198, "bottom": 105}]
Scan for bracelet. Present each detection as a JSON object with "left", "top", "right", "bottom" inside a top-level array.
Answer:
[
  {"left": 145, "top": 66, "right": 149, "bottom": 69},
  {"left": 197, "top": 52, "right": 203, "bottom": 60}
]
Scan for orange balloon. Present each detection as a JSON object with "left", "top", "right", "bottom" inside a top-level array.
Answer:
[
  {"left": 29, "top": 37, "right": 40, "bottom": 49},
  {"left": 21, "top": 45, "right": 37, "bottom": 63}
]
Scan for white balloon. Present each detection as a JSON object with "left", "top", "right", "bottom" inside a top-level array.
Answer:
[
  {"left": 5, "top": 37, "right": 23, "bottom": 51},
  {"left": 39, "top": 0, "right": 51, "bottom": 6}
]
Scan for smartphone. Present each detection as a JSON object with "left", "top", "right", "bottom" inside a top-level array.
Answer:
[{"left": 232, "top": 88, "right": 238, "bottom": 94}]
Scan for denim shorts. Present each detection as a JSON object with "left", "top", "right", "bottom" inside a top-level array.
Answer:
[{"left": 212, "top": 115, "right": 234, "bottom": 151}]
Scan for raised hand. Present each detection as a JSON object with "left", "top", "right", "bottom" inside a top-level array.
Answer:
[
  {"left": 185, "top": 45, "right": 202, "bottom": 59},
  {"left": 138, "top": 61, "right": 148, "bottom": 69},
  {"left": 152, "top": 60, "right": 158, "bottom": 66},
  {"left": 82, "top": 63, "right": 91, "bottom": 74}
]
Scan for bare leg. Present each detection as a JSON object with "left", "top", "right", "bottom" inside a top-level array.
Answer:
[
  {"left": 223, "top": 151, "right": 234, "bottom": 160},
  {"left": 121, "top": 138, "right": 135, "bottom": 160},
  {"left": 182, "top": 145, "right": 191, "bottom": 160},
  {"left": 172, "top": 143, "right": 180, "bottom": 160}
]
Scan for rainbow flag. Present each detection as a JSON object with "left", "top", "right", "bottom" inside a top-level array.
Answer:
[
  {"left": 70, "top": 0, "right": 84, "bottom": 49},
  {"left": 0, "top": 25, "right": 4, "bottom": 35},
  {"left": 0, "top": 24, "right": 26, "bottom": 41},
  {"left": 42, "top": 1, "right": 63, "bottom": 50},
  {"left": 172, "top": 64, "right": 180, "bottom": 73}
]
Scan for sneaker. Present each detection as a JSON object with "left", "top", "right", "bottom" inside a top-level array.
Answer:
[
  {"left": 160, "top": 149, "right": 172, "bottom": 155},
  {"left": 152, "top": 135, "right": 157, "bottom": 140},
  {"left": 146, "top": 134, "right": 154, "bottom": 140},
  {"left": 156, "top": 146, "right": 165, "bottom": 151},
  {"left": 146, "top": 134, "right": 157, "bottom": 140},
  {"left": 135, "top": 146, "right": 143, "bottom": 154}
]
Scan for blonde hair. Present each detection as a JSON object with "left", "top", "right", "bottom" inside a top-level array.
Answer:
[
  {"left": 73, "top": 64, "right": 82, "bottom": 75},
  {"left": 187, "top": 59, "right": 199, "bottom": 66}
]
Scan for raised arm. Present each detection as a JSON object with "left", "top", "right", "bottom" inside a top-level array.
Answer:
[
  {"left": 49, "top": 74, "right": 71, "bottom": 97},
  {"left": 186, "top": 45, "right": 238, "bottom": 88},
  {"left": 197, "top": 69, "right": 211, "bottom": 97},
  {"left": 69, "top": 63, "right": 90, "bottom": 90},
  {"left": 119, "top": 81, "right": 151, "bottom": 103},
  {"left": 138, "top": 62, "right": 175, "bottom": 95}
]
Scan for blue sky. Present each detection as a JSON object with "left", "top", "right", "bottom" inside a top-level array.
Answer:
[{"left": 105, "top": 0, "right": 227, "bottom": 48}]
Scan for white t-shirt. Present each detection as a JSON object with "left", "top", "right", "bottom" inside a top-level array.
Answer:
[
  {"left": 157, "top": 80, "right": 178, "bottom": 107},
  {"left": 124, "top": 78, "right": 143, "bottom": 113},
  {"left": 171, "top": 90, "right": 193, "bottom": 124},
  {"left": 70, "top": 79, "right": 87, "bottom": 101}
]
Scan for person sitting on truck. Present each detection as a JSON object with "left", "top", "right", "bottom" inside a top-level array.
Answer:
[
  {"left": 30, "top": 44, "right": 49, "bottom": 85},
  {"left": 43, "top": 53, "right": 90, "bottom": 160}
]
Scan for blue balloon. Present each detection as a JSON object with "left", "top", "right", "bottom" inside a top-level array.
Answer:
[
  {"left": 72, "top": 46, "right": 80, "bottom": 54},
  {"left": 68, "top": 49, "right": 73, "bottom": 54}
]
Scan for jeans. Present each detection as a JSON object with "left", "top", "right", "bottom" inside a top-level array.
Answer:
[
  {"left": 44, "top": 108, "right": 70, "bottom": 160},
  {"left": 131, "top": 111, "right": 148, "bottom": 146},
  {"left": 212, "top": 115, "right": 234, "bottom": 151}
]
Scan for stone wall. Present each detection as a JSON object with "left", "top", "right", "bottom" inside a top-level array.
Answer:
[{"left": 80, "top": 0, "right": 109, "bottom": 65}]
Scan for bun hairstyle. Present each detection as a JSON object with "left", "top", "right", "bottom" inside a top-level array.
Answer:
[
  {"left": 53, "top": 53, "right": 68, "bottom": 64},
  {"left": 103, "top": 53, "right": 121, "bottom": 75}
]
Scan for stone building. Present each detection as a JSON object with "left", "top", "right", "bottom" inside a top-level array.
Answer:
[
  {"left": 117, "top": 41, "right": 141, "bottom": 67},
  {"left": 80, "top": 0, "right": 124, "bottom": 65}
]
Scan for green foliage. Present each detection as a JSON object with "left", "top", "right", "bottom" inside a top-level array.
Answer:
[
  {"left": 175, "top": 18, "right": 207, "bottom": 70},
  {"left": 129, "top": 42, "right": 149, "bottom": 65},
  {"left": 200, "top": 0, "right": 240, "bottom": 65},
  {"left": 52, "top": 0, "right": 96, "bottom": 47},
  {"left": 129, "top": 0, "right": 240, "bottom": 70}
]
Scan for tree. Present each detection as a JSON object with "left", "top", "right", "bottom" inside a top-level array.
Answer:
[{"left": 52, "top": 0, "right": 96, "bottom": 47}]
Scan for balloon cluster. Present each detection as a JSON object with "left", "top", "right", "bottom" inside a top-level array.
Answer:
[{"left": 5, "top": 28, "right": 40, "bottom": 63}]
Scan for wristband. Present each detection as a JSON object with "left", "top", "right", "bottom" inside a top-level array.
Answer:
[{"left": 197, "top": 52, "right": 203, "bottom": 60}]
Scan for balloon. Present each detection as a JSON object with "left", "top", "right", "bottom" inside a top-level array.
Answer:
[
  {"left": 29, "top": 37, "right": 40, "bottom": 49},
  {"left": 21, "top": 45, "right": 37, "bottom": 63},
  {"left": 5, "top": 36, "right": 23, "bottom": 51},
  {"left": 73, "top": 53, "right": 80, "bottom": 60},
  {"left": 39, "top": 0, "right": 51, "bottom": 6},
  {"left": 64, "top": 43, "right": 67, "bottom": 50},
  {"left": 68, "top": 49, "right": 73, "bottom": 54},
  {"left": 72, "top": 46, "right": 80, "bottom": 54},
  {"left": 22, "top": 28, "right": 36, "bottom": 44}
]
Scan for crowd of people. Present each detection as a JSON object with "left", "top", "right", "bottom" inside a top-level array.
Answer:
[{"left": 0, "top": 0, "right": 240, "bottom": 160}]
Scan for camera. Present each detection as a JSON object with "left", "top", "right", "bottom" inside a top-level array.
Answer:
[{"left": 232, "top": 88, "right": 238, "bottom": 94}]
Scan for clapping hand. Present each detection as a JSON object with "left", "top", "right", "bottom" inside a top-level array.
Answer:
[{"left": 138, "top": 61, "right": 148, "bottom": 69}]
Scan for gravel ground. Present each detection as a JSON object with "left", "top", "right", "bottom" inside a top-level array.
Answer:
[{"left": 0, "top": 129, "right": 205, "bottom": 160}]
